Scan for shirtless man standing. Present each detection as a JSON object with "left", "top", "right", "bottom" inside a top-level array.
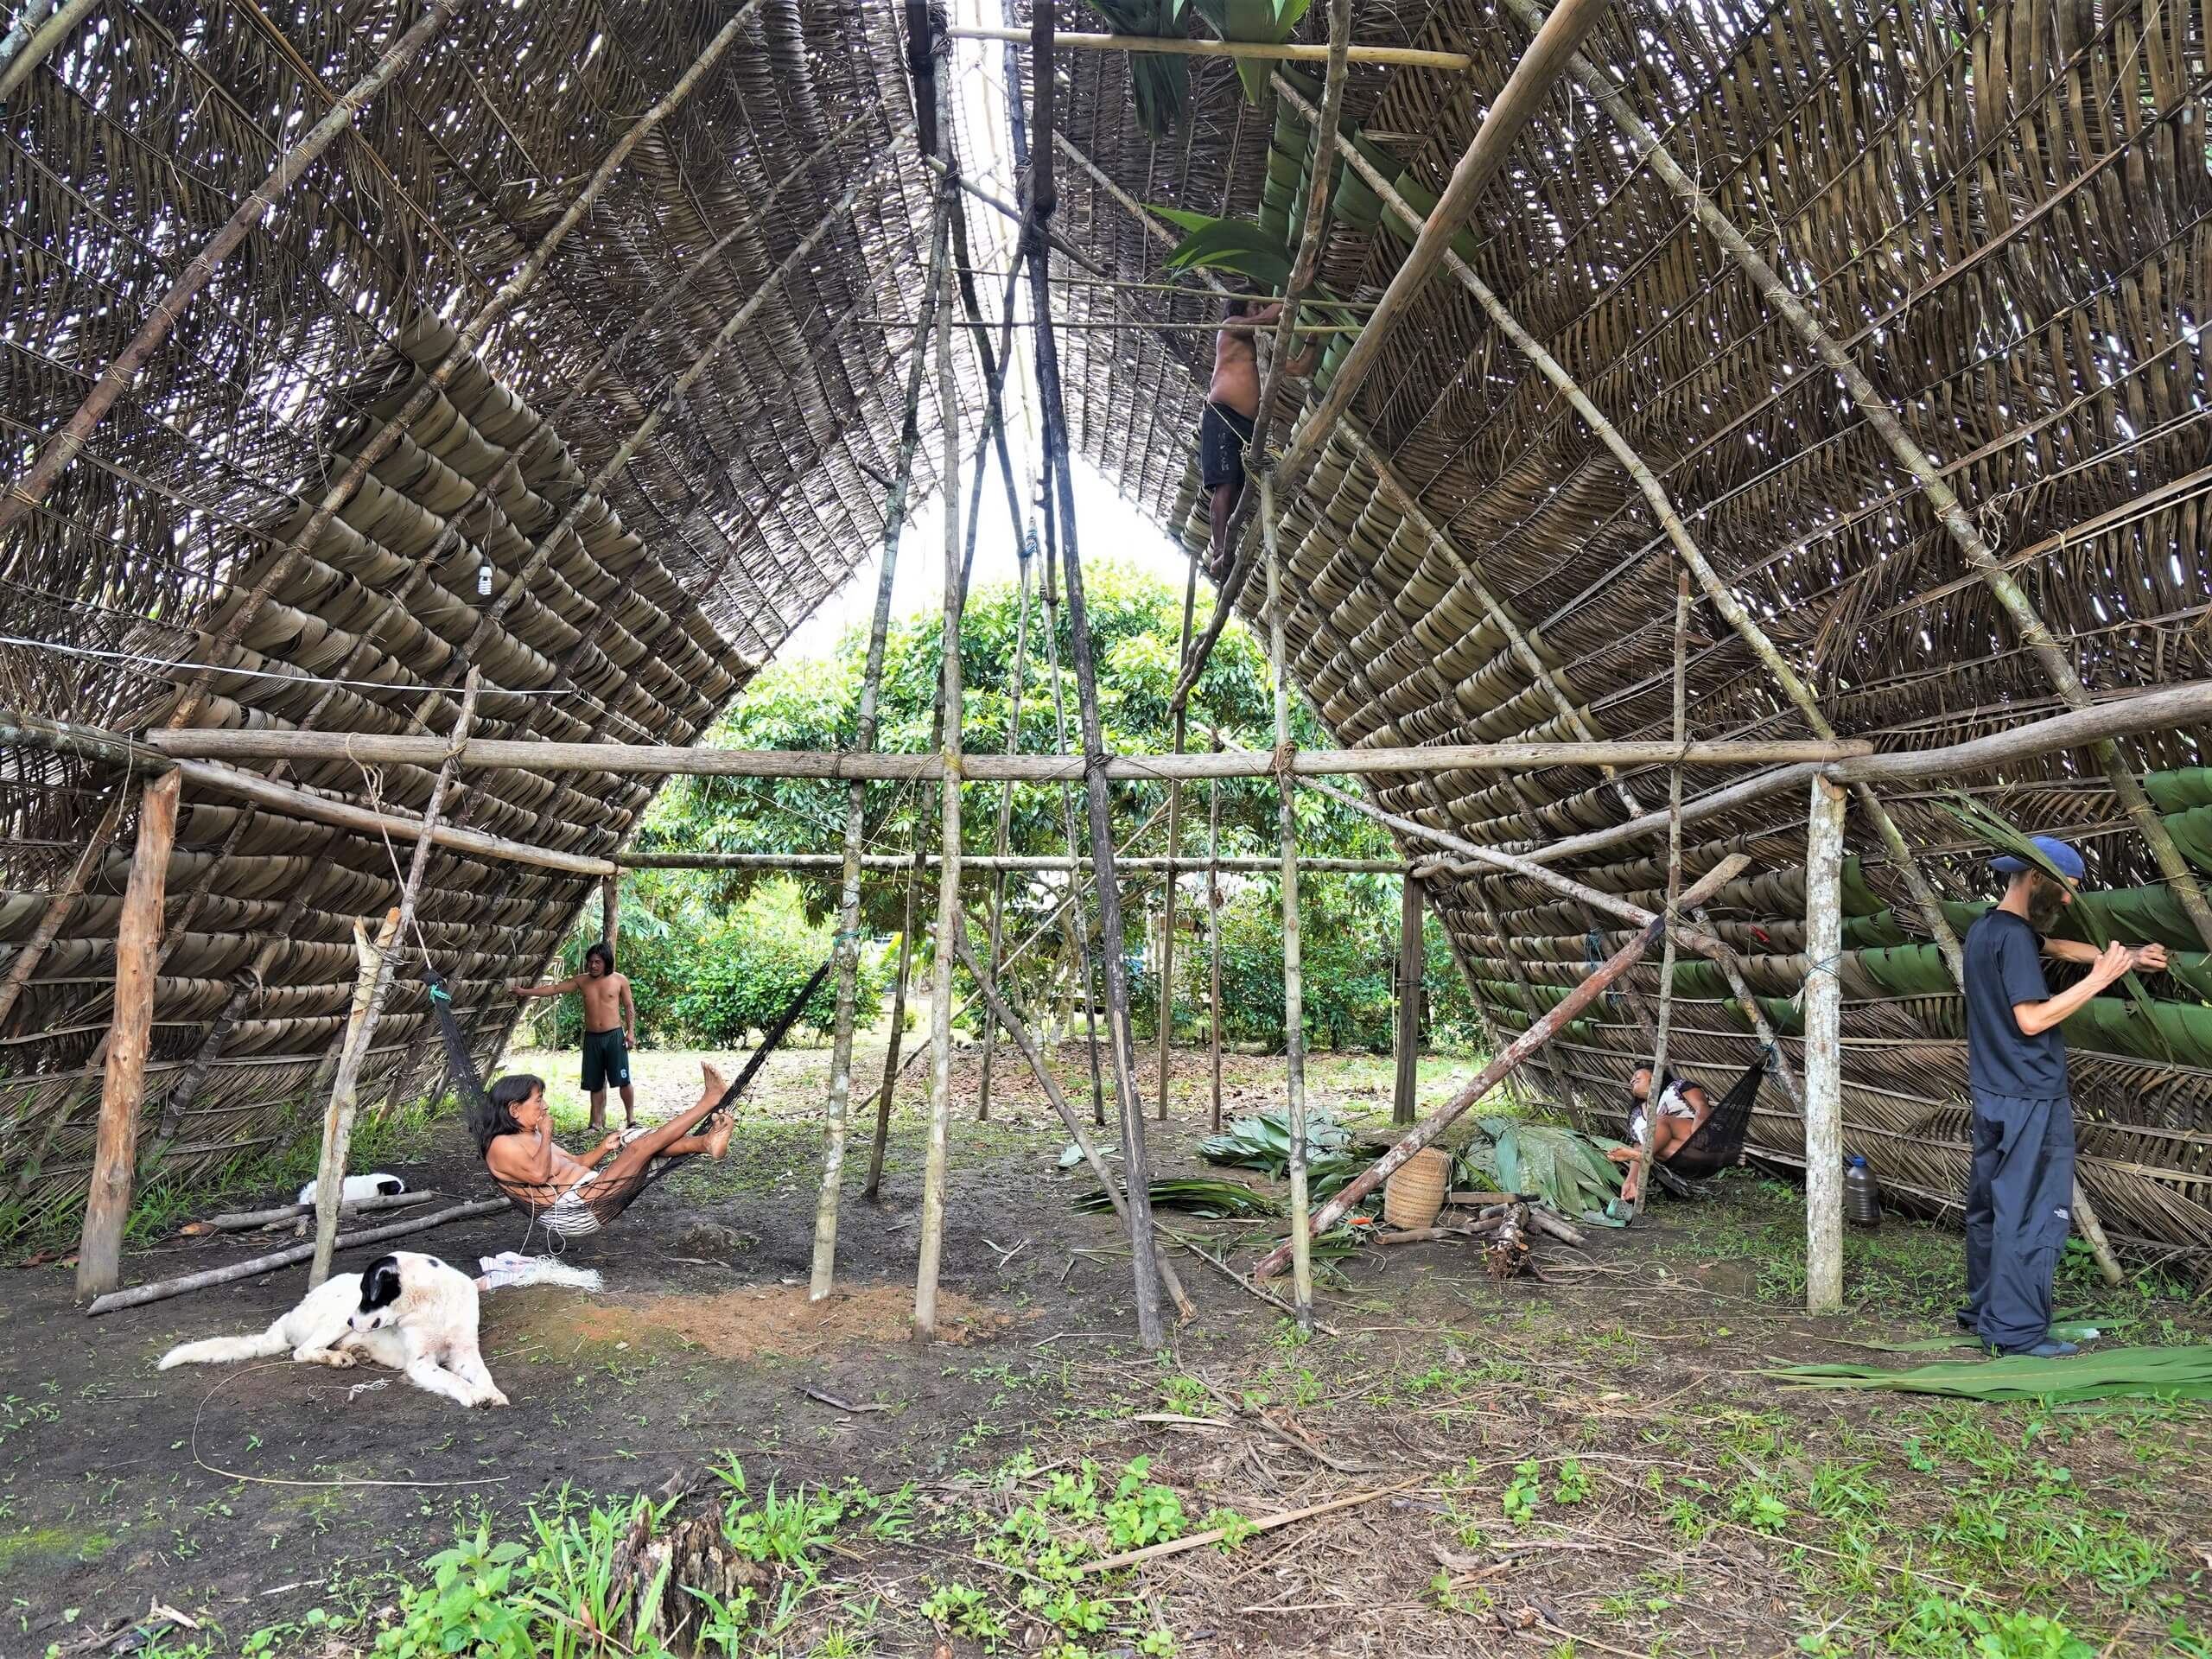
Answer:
[
  {"left": 1203, "top": 296, "right": 1319, "bottom": 581},
  {"left": 513, "top": 942, "right": 636, "bottom": 1131}
]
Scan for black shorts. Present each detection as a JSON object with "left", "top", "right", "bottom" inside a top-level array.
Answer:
[
  {"left": 1200, "top": 401, "right": 1255, "bottom": 493},
  {"left": 582, "top": 1027, "right": 631, "bottom": 1092}
]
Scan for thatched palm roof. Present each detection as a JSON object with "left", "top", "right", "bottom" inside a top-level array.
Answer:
[{"left": 3, "top": 0, "right": 2209, "bottom": 1264}]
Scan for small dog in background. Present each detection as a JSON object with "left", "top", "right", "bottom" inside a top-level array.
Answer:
[
  {"left": 158, "top": 1250, "right": 507, "bottom": 1408},
  {"left": 296, "top": 1173, "right": 404, "bottom": 1205}
]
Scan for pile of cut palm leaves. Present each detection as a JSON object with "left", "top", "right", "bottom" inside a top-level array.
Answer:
[
  {"left": 1765, "top": 1345, "right": 2212, "bottom": 1404},
  {"left": 1073, "top": 1178, "right": 1281, "bottom": 1219},
  {"left": 1199, "top": 1106, "right": 1369, "bottom": 1198},
  {"left": 1480, "top": 1117, "right": 1627, "bottom": 1228}
]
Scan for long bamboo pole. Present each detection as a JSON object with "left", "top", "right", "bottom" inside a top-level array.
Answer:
[
  {"left": 1260, "top": 475, "right": 1314, "bottom": 1328},
  {"left": 1271, "top": 0, "right": 1612, "bottom": 489},
  {"left": 977, "top": 548, "right": 1036, "bottom": 1122},
  {"left": 0, "top": 0, "right": 92, "bottom": 105},
  {"left": 73, "top": 771, "right": 181, "bottom": 1300},
  {"left": 1156, "top": 552, "right": 1198, "bottom": 1118},
  {"left": 944, "top": 25, "right": 1469, "bottom": 70},
  {"left": 914, "top": 201, "right": 965, "bottom": 1343},
  {"left": 862, "top": 867, "right": 924, "bottom": 1203},
  {"left": 1206, "top": 743, "right": 1224, "bottom": 1134},
  {"left": 949, "top": 928, "right": 1194, "bottom": 1320},
  {"left": 620, "top": 852, "right": 1407, "bottom": 874},
  {"left": 1027, "top": 0, "right": 1166, "bottom": 1350},
  {"left": 1499, "top": 0, "right": 2212, "bottom": 957},
  {"left": 141, "top": 730, "right": 1872, "bottom": 777},
  {"left": 812, "top": 189, "right": 950, "bottom": 1300},
  {"left": 1392, "top": 875, "right": 1423, "bottom": 1128},
  {"left": 1804, "top": 779, "right": 1848, "bottom": 1313},
  {"left": 0, "top": 0, "right": 469, "bottom": 540},
  {"left": 310, "top": 668, "right": 481, "bottom": 1286},
  {"left": 1252, "top": 852, "right": 1752, "bottom": 1280}
]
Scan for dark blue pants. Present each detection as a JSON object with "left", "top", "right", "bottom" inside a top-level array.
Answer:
[{"left": 1963, "top": 1092, "right": 2075, "bottom": 1351}]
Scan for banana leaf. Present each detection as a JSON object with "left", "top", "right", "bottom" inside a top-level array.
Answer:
[
  {"left": 1764, "top": 1345, "right": 2212, "bottom": 1404},
  {"left": 1479, "top": 1117, "right": 1626, "bottom": 1226},
  {"left": 1084, "top": 0, "right": 1189, "bottom": 142}
]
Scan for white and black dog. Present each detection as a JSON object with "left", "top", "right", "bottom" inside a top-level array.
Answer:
[{"left": 158, "top": 1250, "right": 508, "bottom": 1408}]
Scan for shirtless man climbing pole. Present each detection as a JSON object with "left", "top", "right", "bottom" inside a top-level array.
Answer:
[
  {"left": 1203, "top": 296, "right": 1319, "bottom": 582},
  {"left": 512, "top": 941, "right": 636, "bottom": 1131}
]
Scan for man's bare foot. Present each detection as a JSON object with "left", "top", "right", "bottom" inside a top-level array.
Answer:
[
  {"left": 700, "top": 1062, "right": 727, "bottom": 1102},
  {"left": 704, "top": 1113, "right": 734, "bottom": 1160}
]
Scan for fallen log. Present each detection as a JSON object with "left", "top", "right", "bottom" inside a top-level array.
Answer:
[
  {"left": 86, "top": 1198, "right": 506, "bottom": 1316},
  {"left": 183, "top": 1190, "right": 436, "bottom": 1234},
  {"left": 1252, "top": 853, "right": 1747, "bottom": 1281}
]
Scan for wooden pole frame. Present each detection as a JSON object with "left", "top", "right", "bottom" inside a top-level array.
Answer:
[
  {"left": 1392, "top": 875, "right": 1423, "bottom": 1128},
  {"left": 977, "top": 545, "right": 1037, "bottom": 1122},
  {"left": 1625, "top": 575, "right": 1691, "bottom": 1217},
  {"left": 73, "top": 770, "right": 181, "bottom": 1299},
  {"left": 945, "top": 25, "right": 1470, "bottom": 71}
]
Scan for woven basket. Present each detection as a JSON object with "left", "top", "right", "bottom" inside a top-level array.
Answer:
[{"left": 1383, "top": 1147, "right": 1452, "bottom": 1231}]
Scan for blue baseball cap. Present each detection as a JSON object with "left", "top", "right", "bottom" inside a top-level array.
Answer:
[{"left": 1991, "top": 835, "right": 2086, "bottom": 884}]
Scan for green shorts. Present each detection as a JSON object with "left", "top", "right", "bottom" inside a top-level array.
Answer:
[{"left": 582, "top": 1027, "right": 631, "bottom": 1092}]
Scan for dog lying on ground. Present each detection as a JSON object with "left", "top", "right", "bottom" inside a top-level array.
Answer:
[{"left": 157, "top": 1250, "right": 507, "bottom": 1408}]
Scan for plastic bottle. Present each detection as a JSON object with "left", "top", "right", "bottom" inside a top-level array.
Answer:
[{"left": 1844, "top": 1154, "right": 1882, "bottom": 1228}]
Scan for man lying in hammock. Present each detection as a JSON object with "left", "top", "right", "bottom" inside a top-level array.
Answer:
[
  {"left": 1607, "top": 1065, "right": 1714, "bottom": 1202},
  {"left": 479, "top": 1065, "right": 734, "bottom": 1235}
]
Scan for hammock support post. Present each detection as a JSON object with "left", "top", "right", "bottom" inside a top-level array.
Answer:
[
  {"left": 74, "top": 771, "right": 181, "bottom": 1300},
  {"left": 1804, "top": 778, "right": 1848, "bottom": 1314},
  {"left": 1393, "top": 876, "right": 1423, "bottom": 1128},
  {"left": 309, "top": 908, "right": 404, "bottom": 1288}
]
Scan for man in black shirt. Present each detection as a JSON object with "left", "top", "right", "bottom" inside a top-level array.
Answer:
[{"left": 1961, "top": 836, "right": 2164, "bottom": 1356}]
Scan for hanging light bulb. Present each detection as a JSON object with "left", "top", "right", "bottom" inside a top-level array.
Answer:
[{"left": 476, "top": 560, "right": 493, "bottom": 599}]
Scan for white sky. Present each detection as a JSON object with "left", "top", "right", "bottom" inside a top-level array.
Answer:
[{"left": 777, "top": 1, "right": 1195, "bottom": 664}]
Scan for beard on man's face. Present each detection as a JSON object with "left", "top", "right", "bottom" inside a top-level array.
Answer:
[{"left": 2027, "top": 875, "right": 2069, "bottom": 931}]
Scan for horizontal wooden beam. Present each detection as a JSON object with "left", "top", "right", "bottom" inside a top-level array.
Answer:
[
  {"left": 944, "top": 25, "right": 1470, "bottom": 71},
  {"left": 2, "top": 711, "right": 615, "bottom": 878},
  {"left": 618, "top": 851, "right": 1406, "bottom": 874},
  {"left": 137, "top": 729, "right": 1872, "bottom": 779}
]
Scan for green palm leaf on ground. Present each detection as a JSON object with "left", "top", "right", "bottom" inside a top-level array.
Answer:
[{"left": 1766, "top": 1345, "right": 2212, "bottom": 1404}]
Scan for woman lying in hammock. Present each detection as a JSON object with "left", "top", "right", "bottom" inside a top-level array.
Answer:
[
  {"left": 1607, "top": 1065, "right": 1713, "bottom": 1202},
  {"left": 479, "top": 1065, "right": 734, "bottom": 1236}
]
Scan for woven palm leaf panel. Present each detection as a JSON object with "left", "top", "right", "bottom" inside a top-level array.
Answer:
[
  {"left": 1034, "top": 1, "right": 2212, "bottom": 1262},
  {"left": 0, "top": 0, "right": 960, "bottom": 1230}
]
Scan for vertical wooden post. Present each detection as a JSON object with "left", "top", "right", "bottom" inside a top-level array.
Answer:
[
  {"left": 862, "top": 868, "right": 922, "bottom": 1202},
  {"left": 309, "top": 907, "right": 402, "bottom": 1287},
  {"left": 1261, "top": 473, "right": 1314, "bottom": 1331},
  {"left": 976, "top": 544, "right": 1035, "bottom": 1121},
  {"left": 1393, "top": 874, "right": 1423, "bottom": 1127},
  {"left": 1024, "top": 0, "right": 1166, "bottom": 1345},
  {"left": 1804, "top": 776, "right": 1848, "bottom": 1314},
  {"left": 1627, "top": 575, "right": 1691, "bottom": 1217},
  {"left": 75, "top": 770, "right": 182, "bottom": 1300},
  {"left": 914, "top": 227, "right": 965, "bottom": 1341},
  {"left": 1157, "top": 556, "right": 1198, "bottom": 1117},
  {"left": 601, "top": 876, "right": 620, "bottom": 954},
  {"left": 1207, "top": 743, "right": 1224, "bottom": 1134},
  {"left": 815, "top": 190, "right": 950, "bottom": 1297}
]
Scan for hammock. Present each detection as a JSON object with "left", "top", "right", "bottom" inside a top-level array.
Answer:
[
  {"left": 426, "top": 958, "right": 831, "bottom": 1241},
  {"left": 1634, "top": 1048, "right": 1770, "bottom": 1190}
]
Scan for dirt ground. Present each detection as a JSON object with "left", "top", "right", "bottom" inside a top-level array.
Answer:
[{"left": 2, "top": 1039, "right": 2207, "bottom": 1658}]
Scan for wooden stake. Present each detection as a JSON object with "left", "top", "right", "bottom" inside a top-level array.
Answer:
[
  {"left": 309, "top": 668, "right": 481, "bottom": 1287},
  {"left": 915, "top": 197, "right": 965, "bottom": 1343},
  {"left": 977, "top": 546, "right": 1036, "bottom": 1122},
  {"left": 862, "top": 866, "right": 923, "bottom": 1203},
  {"left": 814, "top": 192, "right": 950, "bottom": 1300},
  {"left": 1804, "top": 778, "right": 1847, "bottom": 1314},
  {"left": 1394, "top": 875, "right": 1423, "bottom": 1127},
  {"left": 1261, "top": 474, "right": 1314, "bottom": 1329},
  {"left": 0, "top": 0, "right": 467, "bottom": 542},
  {"left": 948, "top": 928, "right": 1193, "bottom": 1320},
  {"left": 74, "top": 770, "right": 181, "bottom": 1300},
  {"left": 1026, "top": 0, "right": 1166, "bottom": 1349},
  {"left": 1251, "top": 853, "right": 1750, "bottom": 1280},
  {"left": 85, "top": 1199, "right": 507, "bottom": 1317}
]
